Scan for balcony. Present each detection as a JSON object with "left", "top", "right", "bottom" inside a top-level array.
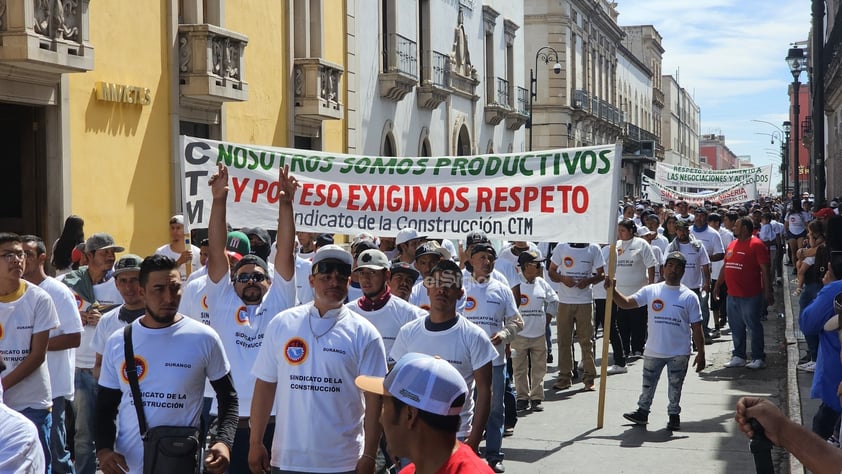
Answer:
[
  {"left": 652, "top": 87, "right": 664, "bottom": 108},
  {"left": 293, "top": 58, "right": 343, "bottom": 122},
  {"left": 572, "top": 89, "right": 590, "bottom": 112},
  {"left": 379, "top": 33, "right": 417, "bottom": 101},
  {"left": 178, "top": 24, "right": 248, "bottom": 104},
  {"left": 416, "top": 50, "right": 450, "bottom": 110},
  {"left": 0, "top": 0, "right": 94, "bottom": 74},
  {"left": 506, "top": 86, "right": 529, "bottom": 130},
  {"left": 484, "top": 77, "right": 509, "bottom": 125}
]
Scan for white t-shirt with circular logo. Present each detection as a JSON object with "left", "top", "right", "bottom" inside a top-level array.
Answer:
[{"left": 630, "top": 283, "right": 702, "bottom": 357}]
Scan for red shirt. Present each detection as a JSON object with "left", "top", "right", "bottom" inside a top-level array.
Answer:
[
  {"left": 723, "top": 236, "right": 770, "bottom": 297},
  {"left": 399, "top": 443, "right": 493, "bottom": 474}
]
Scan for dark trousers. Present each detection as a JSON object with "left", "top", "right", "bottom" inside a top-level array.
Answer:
[
  {"left": 616, "top": 304, "right": 647, "bottom": 356},
  {"left": 813, "top": 403, "right": 841, "bottom": 440}
]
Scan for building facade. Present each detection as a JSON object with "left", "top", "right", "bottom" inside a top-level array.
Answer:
[
  {"left": 824, "top": 0, "right": 842, "bottom": 200},
  {"left": 0, "top": 1, "right": 346, "bottom": 254},
  {"left": 700, "top": 134, "right": 740, "bottom": 170},
  {"left": 661, "top": 74, "right": 700, "bottom": 168}
]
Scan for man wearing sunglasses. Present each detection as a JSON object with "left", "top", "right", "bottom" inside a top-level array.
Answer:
[
  {"left": 250, "top": 244, "right": 387, "bottom": 474},
  {"left": 205, "top": 163, "right": 299, "bottom": 473}
]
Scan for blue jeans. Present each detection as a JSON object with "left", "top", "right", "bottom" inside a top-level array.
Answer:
[
  {"left": 727, "top": 294, "right": 766, "bottom": 361},
  {"left": 485, "top": 364, "right": 506, "bottom": 462},
  {"left": 699, "top": 289, "right": 711, "bottom": 335},
  {"left": 229, "top": 422, "right": 274, "bottom": 474},
  {"left": 51, "top": 396, "right": 75, "bottom": 474},
  {"left": 21, "top": 406, "right": 52, "bottom": 473},
  {"left": 637, "top": 355, "right": 690, "bottom": 415},
  {"left": 73, "top": 368, "right": 97, "bottom": 474},
  {"left": 800, "top": 282, "right": 822, "bottom": 360}
]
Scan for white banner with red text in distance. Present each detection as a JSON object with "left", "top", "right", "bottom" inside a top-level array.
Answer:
[{"left": 179, "top": 136, "right": 622, "bottom": 242}]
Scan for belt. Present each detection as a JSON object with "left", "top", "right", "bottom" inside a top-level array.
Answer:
[{"left": 238, "top": 415, "right": 275, "bottom": 429}]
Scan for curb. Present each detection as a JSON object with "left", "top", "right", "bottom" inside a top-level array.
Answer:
[{"left": 782, "top": 274, "right": 805, "bottom": 474}]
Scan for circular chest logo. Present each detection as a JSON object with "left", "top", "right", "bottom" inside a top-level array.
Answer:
[
  {"left": 519, "top": 294, "right": 530, "bottom": 307},
  {"left": 74, "top": 294, "right": 84, "bottom": 310},
  {"left": 284, "top": 337, "right": 308, "bottom": 365},
  {"left": 120, "top": 356, "right": 148, "bottom": 384},
  {"left": 464, "top": 296, "right": 477, "bottom": 311},
  {"left": 235, "top": 306, "right": 249, "bottom": 325},
  {"left": 651, "top": 299, "right": 665, "bottom": 312},
  {"left": 563, "top": 256, "right": 574, "bottom": 268},
  {"left": 617, "top": 248, "right": 625, "bottom": 256},
  {"left": 725, "top": 249, "right": 734, "bottom": 259},
  {"left": 201, "top": 295, "right": 209, "bottom": 310}
]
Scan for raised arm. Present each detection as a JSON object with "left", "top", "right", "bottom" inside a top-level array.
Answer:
[
  {"left": 274, "top": 165, "right": 299, "bottom": 281},
  {"left": 207, "top": 163, "right": 230, "bottom": 284}
]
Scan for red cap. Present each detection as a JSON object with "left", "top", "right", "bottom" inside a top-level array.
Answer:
[{"left": 813, "top": 208, "right": 835, "bottom": 219}]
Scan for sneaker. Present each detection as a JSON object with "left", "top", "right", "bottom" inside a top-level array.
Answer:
[
  {"left": 531, "top": 400, "right": 544, "bottom": 412},
  {"left": 799, "top": 354, "right": 811, "bottom": 364},
  {"left": 607, "top": 365, "right": 628, "bottom": 375},
  {"left": 746, "top": 359, "right": 766, "bottom": 370},
  {"left": 797, "top": 361, "right": 816, "bottom": 372},
  {"left": 623, "top": 408, "right": 649, "bottom": 425},
  {"left": 631, "top": 351, "right": 644, "bottom": 359},
  {"left": 502, "top": 427, "right": 514, "bottom": 437},
  {"left": 547, "top": 353, "right": 554, "bottom": 364},
  {"left": 667, "top": 414, "right": 681, "bottom": 431},
  {"left": 710, "top": 330, "right": 721, "bottom": 339},
  {"left": 704, "top": 334, "right": 714, "bottom": 345},
  {"left": 552, "top": 380, "right": 572, "bottom": 390},
  {"left": 724, "top": 356, "right": 747, "bottom": 368},
  {"left": 489, "top": 460, "right": 505, "bottom": 473},
  {"left": 515, "top": 399, "right": 530, "bottom": 411}
]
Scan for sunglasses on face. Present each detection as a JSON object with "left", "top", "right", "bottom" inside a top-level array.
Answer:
[
  {"left": 234, "top": 272, "right": 267, "bottom": 283},
  {"left": 312, "top": 261, "right": 352, "bottom": 278}
]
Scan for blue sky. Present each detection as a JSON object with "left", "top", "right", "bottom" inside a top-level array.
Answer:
[{"left": 615, "top": 0, "right": 812, "bottom": 187}]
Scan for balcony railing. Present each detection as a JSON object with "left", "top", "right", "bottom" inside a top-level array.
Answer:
[
  {"left": 626, "top": 123, "right": 658, "bottom": 143},
  {"left": 484, "top": 77, "right": 509, "bottom": 125},
  {"left": 572, "top": 89, "right": 590, "bottom": 111},
  {"left": 505, "top": 85, "right": 529, "bottom": 131},
  {"left": 179, "top": 24, "right": 248, "bottom": 103},
  {"left": 0, "top": 0, "right": 94, "bottom": 73},
  {"left": 496, "top": 77, "right": 509, "bottom": 107},
  {"left": 429, "top": 50, "right": 449, "bottom": 88},
  {"left": 380, "top": 33, "right": 417, "bottom": 101},
  {"left": 515, "top": 86, "right": 528, "bottom": 115},
  {"left": 417, "top": 50, "right": 451, "bottom": 109},
  {"left": 293, "top": 57, "right": 343, "bottom": 122}
]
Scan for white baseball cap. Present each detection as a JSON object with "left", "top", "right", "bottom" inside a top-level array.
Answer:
[
  {"left": 355, "top": 353, "right": 468, "bottom": 417},
  {"left": 395, "top": 227, "right": 426, "bottom": 246},
  {"left": 311, "top": 244, "right": 353, "bottom": 266}
]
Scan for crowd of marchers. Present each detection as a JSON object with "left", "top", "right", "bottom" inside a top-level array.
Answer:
[{"left": 5, "top": 170, "right": 842, "bottom": 473}]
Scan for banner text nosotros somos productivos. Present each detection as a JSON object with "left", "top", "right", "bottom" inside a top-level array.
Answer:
[{"left": 181, "top": 137, "right": 620, "bottom": 242}]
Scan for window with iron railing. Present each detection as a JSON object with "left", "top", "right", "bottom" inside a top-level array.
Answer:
[
  {"left": 516, "top": 87, "right": 528, "bottom": 115},
  {"left": 496, "top": 77, "right": 509, "bottom": 106},
  {"left": 429, "top": 50, "right": 450, "bottom": 87},
  {"left": 386, "top": 33, "right": 417, "bottom": 78}
]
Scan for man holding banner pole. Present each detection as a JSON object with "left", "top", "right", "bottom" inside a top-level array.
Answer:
[{"left": 205, "top": 163, "right": 299, "bottom": 473}]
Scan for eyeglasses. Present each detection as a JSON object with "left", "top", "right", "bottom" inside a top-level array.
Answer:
[
  {"left": 312, "top": 261, "right": 352, "bottom": 278},
  {"left": 234, "top": 272, "right": 267, "bottom": 283},
  {"left": 1, "top": 251, "right": 25, "bottom": 263}
]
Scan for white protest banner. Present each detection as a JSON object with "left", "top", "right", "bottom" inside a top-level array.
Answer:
[
  {"left": 180, "top": 136, "right": 622, "bottom": 242},
  {"left": 655, "top": 162, "right": 772, "bottom": 192},
  {"left": 641, "top": 175, "right": 757, "bottom": 206}
]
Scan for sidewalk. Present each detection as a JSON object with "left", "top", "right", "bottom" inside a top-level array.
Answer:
[{"left": 498, "top": 282, "right": 791, "bottom": 473}]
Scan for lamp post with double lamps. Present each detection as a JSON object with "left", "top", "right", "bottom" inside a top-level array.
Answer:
[
  {"left": 786, "top": 46, "right": 807, "bottom": 199},
  {"left": 751, "top": 119, "right": 789, "bottom": 198},
  {"left": 527, "top": 46, "right": 561, "bottom": 151}
]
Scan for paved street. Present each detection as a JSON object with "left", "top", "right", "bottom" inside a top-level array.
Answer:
[{"left": 496, "top": 289, "right": 789, "bottom": 473}]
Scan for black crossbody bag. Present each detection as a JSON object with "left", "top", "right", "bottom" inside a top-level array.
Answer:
[{"left": 123, "top": 324, "right": 201, "bottom": 474}]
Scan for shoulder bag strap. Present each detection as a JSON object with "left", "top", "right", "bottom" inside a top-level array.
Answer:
[{"left": 123, "top": 324, "right": 149, "bottom": 437}]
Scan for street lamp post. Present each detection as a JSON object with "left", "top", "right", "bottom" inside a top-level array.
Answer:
[
  {"left": 783, "top": 121, "right": 791, "bottom": 199},
  {"left": 528, "top": 46, "right": 561, "bottom": 152},
  {"left": 786, "top": 46, "right": 807, "bottom": 200}
]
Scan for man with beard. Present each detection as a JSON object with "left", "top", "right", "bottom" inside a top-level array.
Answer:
[
  {"left": 347, "top": 249, "right": 425, "bottom": 365},
  {"left": 94, "top": 255, "right": 238, "bottom": 474},
  {"left": 204, "top": 163, "right": 298, "bottom": 472},
  {"left": 249, "top": 244, "right": 387, "bottom": 474}
]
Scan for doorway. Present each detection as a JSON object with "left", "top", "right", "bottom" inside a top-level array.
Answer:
[{"left": 0, "top": 103, "right": 46, "bottom": 236}]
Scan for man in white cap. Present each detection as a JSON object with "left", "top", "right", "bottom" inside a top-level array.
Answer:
[
  {"left": 155, "top": 214, "right": 200, "bottom": 281},
  {"left": 410, "top": 241, "right": 453, "bottom": 311},
  {"left": 249, "top": 243, "right": 387, "bottom": 474},
  {"left": 347, "top": 249, "right": 425, "bottom": 365},
  {"left": 394, "top": 227, "right": 427, "bottom": 265},
  {"left": 355, "top": 353, "right": 493, "bottom": 473}
]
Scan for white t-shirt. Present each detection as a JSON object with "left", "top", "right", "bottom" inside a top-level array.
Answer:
[
  {"left": 614, "top": 237, "right": 658, "bottom": 296},
  {"left": 713, "top": 228, "right": 735, "bottom": 279},
  {"left": 551, "top": 243, "right": 605, "bottom": 304},
  {"left": 650, "top": 233, "right": 669, "bottom": 254},
  {"left": 251, "top": 304, "right": 386, "bottom": 472},
  {"left": 674, "top": 241, "right": 710, "bottom": 289},
  {"left": 91, "top": 305, "right": 145, "bottom": 357},
  {"left": 99, "top": 317, "right": 230, "bottom": 474},
  {"left": 592, "top": 246, "right": 611, "bottom": 300},
  {"left": 345, "top": 296, "right": 425, "bottom": 364},
  {"left": 516, "top": 276, "right": 558, "bottom": 338},
  {"left": 463, "top": 277, "right": 519, "bottom": 366},
  {"left": 185, "top": 265, "right": 208, "bottom": 284},
  {"left": 391, "top": 315, "right": 497, "bottom": 438},
  {"left": 0, "top": 282, "right": 59, "bottom": 411},
  {"left": 0, "top": 402, "right": 45, "bottom": 472},
  {"left": 155, "top": 243, "right": 202, "bottom": 281},
  {"left": 630, "top": 283, "right": 702, "bottom": 357},
  {"left": 206, "top": 272, "right": 296, "bottom": 416},
  {"left": 40, "top": 277, "right": 84, "bottom": 399},
  {"left": 295, "top": 256, "right": 314, "bottom": 304},
  {"left": 691, "top": 225, "right": 725, "bottom": 260},
  {"left": 787, "top": 211, "right": 810, "bottom": 235},
  {"left": 178, "top": 274, "right": 211, "bottom": 326},
  {"left": 651, "top": 245, "right": 664, "bottom": 282},
  {"left": 73, "top": 278, "right": 123, "bottom": 369}
]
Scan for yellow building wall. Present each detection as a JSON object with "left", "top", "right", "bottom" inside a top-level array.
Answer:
[
  {"left": 67, "top": 0, "right": 173, "bottom": 256},
  {"left": 225, "top": 3, "right": 289, "bottom": 147},
  {"left": 323, "top": 2, "right": 347, "bottom": 153}
]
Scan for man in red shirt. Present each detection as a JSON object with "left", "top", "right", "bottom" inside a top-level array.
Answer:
[
  {"left": 713, "top": 216, "right": 772, "bottom": 370},
  {"left": 356, "top": 353, "right": 493, "bottom": 474}
]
